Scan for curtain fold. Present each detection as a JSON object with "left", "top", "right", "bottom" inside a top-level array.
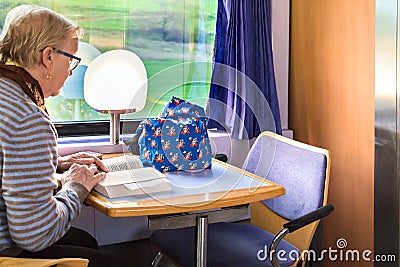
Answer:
[{"left": 207, "top": 0, "right": 282, "bottom": 139}]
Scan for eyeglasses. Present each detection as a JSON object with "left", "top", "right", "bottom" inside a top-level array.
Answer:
[{"left": 53, "top": 48, "right": 81, "bottom": 71}]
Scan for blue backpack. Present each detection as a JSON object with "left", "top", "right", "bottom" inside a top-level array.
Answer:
[{"left": 136, "top": 97, "right": 212, "bottom": 172}]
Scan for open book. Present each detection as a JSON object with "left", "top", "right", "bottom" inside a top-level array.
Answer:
[{"left": 94, "top": 155, "right": 172, "bottom": 198}]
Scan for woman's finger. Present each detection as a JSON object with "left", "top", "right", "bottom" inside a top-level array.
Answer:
[{"left": 92, "top": 157, "right": 109, "bottom": 172}]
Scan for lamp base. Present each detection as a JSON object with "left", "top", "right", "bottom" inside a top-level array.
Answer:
[
  {"left": 110, "top": 113, "right": 120, "bottom": 144},
  {"left": 95, "top": 109, "right": 136, "bottom": 145}
]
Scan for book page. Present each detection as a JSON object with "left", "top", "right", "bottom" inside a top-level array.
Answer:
[
  {"left": 123, "top": 178, "right": 170, "bottom": 191},
  {"left": 98, "top": 168, "right": 166, "bottom": 186},
  {"left": 101, "top": 155, "right": 143, "bottom": 172}
]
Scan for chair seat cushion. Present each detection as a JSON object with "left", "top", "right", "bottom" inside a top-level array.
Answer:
[{"left": 151, "top": 222, "right": 300, "bottom": 267}]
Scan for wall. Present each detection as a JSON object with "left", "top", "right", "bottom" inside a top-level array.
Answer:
[
  {"left": 289, "top": 1, "right": 375, "bottom": 266},
  {"left": 272, "top": 0, "right": 290, "bottom": 131}
]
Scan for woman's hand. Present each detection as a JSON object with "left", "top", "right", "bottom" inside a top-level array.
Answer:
[
  {"left": 61, "top": 163, "right": 106, "bottom": 192},
  {"left": 57, "top": 152, "right": 108, "bottom": 173}
]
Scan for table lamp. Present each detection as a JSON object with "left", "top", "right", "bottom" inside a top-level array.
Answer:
[
  {"left": 62, "top": 41, "right": 101, "bottom": 120},
  {"left": 84, "top": 50, "right": 148, "bottom": 144}
]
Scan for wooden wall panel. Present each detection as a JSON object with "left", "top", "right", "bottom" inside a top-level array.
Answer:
[{"left": 289, "top": 1, "right": 375, "bottom": 266}]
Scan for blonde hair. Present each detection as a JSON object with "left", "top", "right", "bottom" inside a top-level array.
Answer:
[{"left": 0, "top": 5, "right": 84, "bottom": 68}]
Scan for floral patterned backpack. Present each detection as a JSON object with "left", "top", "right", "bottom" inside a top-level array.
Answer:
[{"left": 136, "top": 96, "right": 213, "bottom": 172}]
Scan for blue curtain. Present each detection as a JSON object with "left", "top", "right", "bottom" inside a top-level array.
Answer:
[{"left": 207, "top": 0, "right": 282, "bottom": 139}]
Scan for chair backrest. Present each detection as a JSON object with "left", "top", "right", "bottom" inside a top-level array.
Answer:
[{"left": 245, "top": 131, "right": 330, "bottom": 256}]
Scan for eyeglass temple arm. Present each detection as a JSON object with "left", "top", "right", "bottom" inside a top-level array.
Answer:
[{"left": 270, "top": 203, "right": 334, "bottom": 267}]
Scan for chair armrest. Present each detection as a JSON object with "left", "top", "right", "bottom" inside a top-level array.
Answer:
[
  {"left": 270, "top": 204, "right": 334, "bottom": 267},
  {"left": 215, "top": 153, "right": 228, "bottom": 163},
  {"left": 284, "top": 203, "right": 334, "bottom": 233}
]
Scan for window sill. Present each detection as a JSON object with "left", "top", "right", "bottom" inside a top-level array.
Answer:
[
  {"left": 57, "top": 130, "right": 229, "bottom": 157},
  {"left": 58, "top": 135, "right": 130, "bottom": 156}
]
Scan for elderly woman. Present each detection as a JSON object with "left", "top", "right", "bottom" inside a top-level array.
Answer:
[{"left": 0, "top": 5, "right": 133, "bottom": 266}]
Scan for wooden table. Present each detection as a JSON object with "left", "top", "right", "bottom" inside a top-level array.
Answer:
[{"left": 85, "top": 159, "right": 285, "bottom": 266}]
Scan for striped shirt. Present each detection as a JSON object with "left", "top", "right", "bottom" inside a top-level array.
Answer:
[{"left": 0, "top": 77, "right": 85, "bottom": 253}]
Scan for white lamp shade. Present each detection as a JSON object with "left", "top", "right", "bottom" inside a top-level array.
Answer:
[
  {"left": 78, "top": 41, "right": 101, "bottom": 66},
  {"left": 63, "top": 42, "right": 101, "bottom": 99},
  {"left": 84, "top": 49, "right": 148, "bottom": 111}
]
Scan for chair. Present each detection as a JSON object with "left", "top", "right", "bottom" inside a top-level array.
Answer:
[
  {"left": 0, "top": 257, "right": 88, "bottom": 267},
  {"left": 150, "top": 131, "right": 332, "bottom": 267}
]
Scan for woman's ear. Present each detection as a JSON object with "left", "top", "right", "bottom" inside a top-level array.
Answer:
[{"left": 41, "top": 47, "right": 53, "bottom": 68}]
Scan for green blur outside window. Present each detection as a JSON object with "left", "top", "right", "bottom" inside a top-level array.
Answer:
[{"left": 0, "top": 0, "right": 217, "bottom": 123}]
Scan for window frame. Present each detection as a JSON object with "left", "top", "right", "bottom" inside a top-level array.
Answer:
[{"left": 55, "top": 120, "right": 141, "bottom": 137}]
